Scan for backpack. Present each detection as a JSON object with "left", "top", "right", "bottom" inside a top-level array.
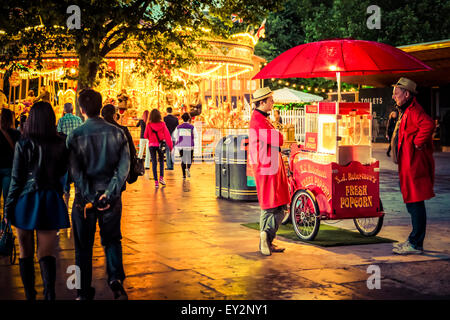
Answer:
[{"left": 127, "top": 155, "right": 145, "bottom": 184}]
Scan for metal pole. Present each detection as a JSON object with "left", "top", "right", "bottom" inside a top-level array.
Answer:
[{"left": 337, "top": 72, "right": 341, "bottom": 102}]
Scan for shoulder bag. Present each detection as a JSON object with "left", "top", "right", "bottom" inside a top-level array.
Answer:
[
  {"left": 152, "top": 127, "right": 167, "bottom": 153},
  {"left": 0, "top": 222, "right": 16, "bottom": 265}
]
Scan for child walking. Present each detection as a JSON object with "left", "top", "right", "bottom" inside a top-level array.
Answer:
[{"left": 172, "top": 113, "right": 198, "bottom": 179}]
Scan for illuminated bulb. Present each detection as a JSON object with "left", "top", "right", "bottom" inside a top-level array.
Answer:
[{"left": 329, "top": 65, "right": 337, "bottom": 71}]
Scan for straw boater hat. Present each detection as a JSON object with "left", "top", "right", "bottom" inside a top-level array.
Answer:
[
  {"left": 252, "top": 87, "right": 273, "bottom": 102},
  {"left": 392, "top": 77, "right": 418, "bottom": 94}
]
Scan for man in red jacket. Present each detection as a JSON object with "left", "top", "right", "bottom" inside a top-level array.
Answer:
[
  {"left": 249, "top": 87, "right": 290, "bottom": 256},
  {"left": 391, "top": 78, "right": 435, "bottom": 255}
]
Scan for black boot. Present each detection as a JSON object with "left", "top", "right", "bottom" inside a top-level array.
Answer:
[
  {"left": 19, "top": 257, "right": 37, "bottom": 300},
  {"left": 39, "top": 256, "right": 56, "bottom": 300}
]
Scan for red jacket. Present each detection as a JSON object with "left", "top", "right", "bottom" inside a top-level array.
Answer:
[
  {"left": 248, "top": 109, "right": 290, "bottom": 210},
  {"left": 397, "top": 98, "right": 435, "bottom": 203},
  {"left": 144, "top": 121, "right": 173, "bottom": 150}
]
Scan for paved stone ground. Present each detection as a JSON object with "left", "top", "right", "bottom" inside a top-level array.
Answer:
[{"left": 0, "top": 143, "right": 449, "bottom": 300}]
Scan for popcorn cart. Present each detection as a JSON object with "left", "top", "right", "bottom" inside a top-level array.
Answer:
[{"left": 286, "top": 102, "right": 384, "bottom": 240}]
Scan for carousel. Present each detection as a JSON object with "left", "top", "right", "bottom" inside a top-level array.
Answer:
[{"left": 0, "top": 33, "right": 269, "bottom": 158}]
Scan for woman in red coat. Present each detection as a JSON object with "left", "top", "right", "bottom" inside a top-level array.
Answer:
[
  {"left": 391, "top": 78, "right": 435, "bottom": 255},
  {"left": 248, "top": 87, "right": 290, "bottom": 256}
]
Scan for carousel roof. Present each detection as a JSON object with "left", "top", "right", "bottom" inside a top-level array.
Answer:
[{"left": 273, "top": 87, "right": 323, "bottom": 103}]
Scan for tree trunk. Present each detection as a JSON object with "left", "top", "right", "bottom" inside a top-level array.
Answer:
[{"left": 75, "top": 46, "right": 100, "bottom": 117}]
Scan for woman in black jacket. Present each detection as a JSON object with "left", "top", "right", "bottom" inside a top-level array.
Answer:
[{"left": 4, "top": 102, "right": 70, "bottom": 300}]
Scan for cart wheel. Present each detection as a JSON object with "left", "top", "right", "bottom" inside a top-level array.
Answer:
[
  {"left": 290, "top": 190, "right": 320, "bottom": 240},
  {"left": 354, "top": 201, "right": 384, "bottom": 237}
]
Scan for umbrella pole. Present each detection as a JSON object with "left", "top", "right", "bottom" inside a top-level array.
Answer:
[{"left": 337, "top": 71, "right": 341, "bottom": 102}]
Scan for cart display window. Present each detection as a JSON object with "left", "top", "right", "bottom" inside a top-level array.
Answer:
[
  {"left": 335, "top": 102, "right": 373, "bottom": 165},
  {"left": 286, "top": 101, "right": 382, "bottom": 242}
]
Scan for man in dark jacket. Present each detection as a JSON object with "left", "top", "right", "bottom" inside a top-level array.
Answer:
[
  {"left": 163, "top": 107, "right": 179, "bottom": 170},
  {"left": 67, "top": 89, "right": 130, "bottom": 300}
]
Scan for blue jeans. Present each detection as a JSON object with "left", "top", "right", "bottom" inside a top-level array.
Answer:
[
  {"left": 149, "top": 146, "right": 164, "bottom": 181},
  {"left": 165, "top": 139, "right": 175, "bottom": 169},
  {"left": 406, "top": 201, "right": 427, "bottom": 249},
  {"left": 0, "top": 168, "right": 12, "bottom": 214}
]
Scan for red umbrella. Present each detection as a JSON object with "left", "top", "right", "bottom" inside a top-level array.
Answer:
[{"left": 253, "top": 39, "right": 432, "bottom": 101}]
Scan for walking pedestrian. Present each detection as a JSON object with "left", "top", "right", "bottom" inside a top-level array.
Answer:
[
  {"left": 56, "top": 102, "right": 83, "bottom": 207},
  {"left": 372, "top": 111, "right": 379, "bottom": 142},
  {"left": 385, "top": 109, "right": 398, "bottom": 157},
  {"left": 391, "top": 78, "right": 435, "bottom": 255},
  {"left": 136, "top": 110, "right": 151, "bottom": 169},
  {"left": 0, "top": 109, "right": 21, "bottom": 213},
  {"left": 163, "top": 107, "right": 179, "bottom": 170},
  {"left": 144, "top": 109, "right": 173, "bottom": 188},
  {"left": 172, "top": 113, "right": 198, "bottom": 179},
  {"left": 102, "top": 104, "right": 137, "bottom": 184},
  {"left": 248, "top": 87, "right": 290, "bottom": 256},
  {"left": 4, "top": 102, "right": 70, "bottom": 300},
  {"left": 67, "top": 89, "right": 130, "bottom": 300}
]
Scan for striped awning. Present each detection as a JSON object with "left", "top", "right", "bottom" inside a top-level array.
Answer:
[{"left": 273, "top": 87, "right": 324, "bottom": 103}]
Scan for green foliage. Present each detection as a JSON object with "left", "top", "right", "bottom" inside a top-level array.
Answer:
[
  {"left": 274, "top": 102, "right": 308, "bottom": 110},
  {"left": 0, "top": 0, "right": 282, "bottom": 91},
  {"left": 255, "top": 0, "right": 450, "bottom": 92}
]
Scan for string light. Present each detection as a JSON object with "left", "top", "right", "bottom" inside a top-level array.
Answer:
[{"left": 179, "top": 65, "right": 221, "bottom": 77}]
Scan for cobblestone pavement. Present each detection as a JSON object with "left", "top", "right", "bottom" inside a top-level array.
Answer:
[{"left": 0, "top": 143, "right": 449, "bottom": 300}]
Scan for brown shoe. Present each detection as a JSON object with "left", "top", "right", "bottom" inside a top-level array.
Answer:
[{"left": 270, "top": 244, "right": 285, "bottom": 253}]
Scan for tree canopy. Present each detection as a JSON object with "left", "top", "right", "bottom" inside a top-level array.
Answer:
[
  {"left": 0, "top": 0, "right": 282, "bottom": 92},
  {"left": 255, "top": 0, "right": 450, "bottom": 95}
]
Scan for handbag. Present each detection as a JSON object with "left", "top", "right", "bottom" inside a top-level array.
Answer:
[
  {"left": 0, "top": 221, "right": 16, "bottom": 265},
  {"left": 152, "top": 128, "right": 167, "bottom": 153},
  {"left": 127, "top": 156, "right": 145, "bottom": 184}
]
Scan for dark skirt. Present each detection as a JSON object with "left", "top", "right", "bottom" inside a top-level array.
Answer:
[{"left": 12, "top": 190, "right": 70, "bottom": 230}]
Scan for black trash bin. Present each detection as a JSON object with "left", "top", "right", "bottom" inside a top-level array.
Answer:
[{"left": 215, "top": 134, "right": 258, "bottom": 201}]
